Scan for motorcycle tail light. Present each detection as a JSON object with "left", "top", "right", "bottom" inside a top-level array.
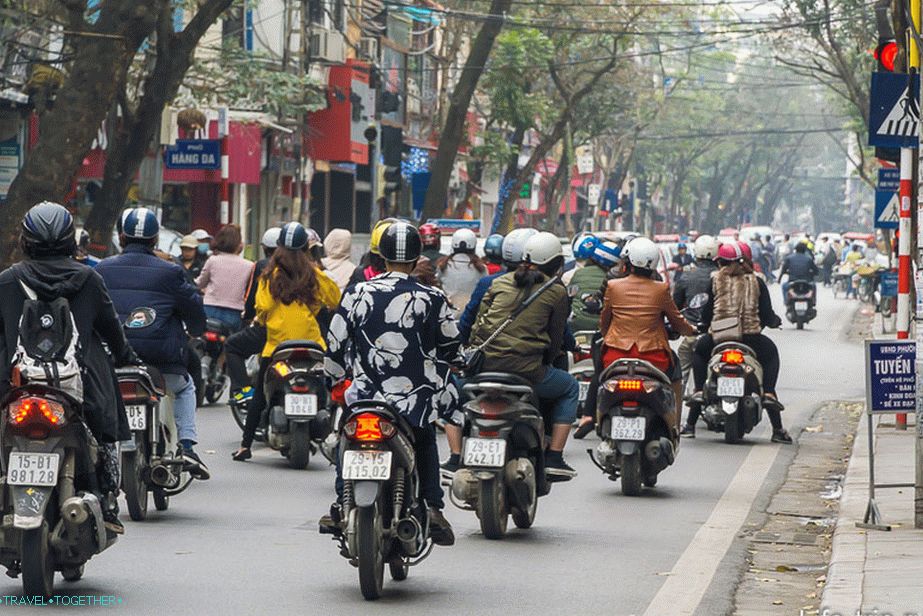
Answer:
[
  {"left": 475, "top": 397, "right": 513, "bottom": 418},
  {"left": 721, "top": 350, "right": 745, "bottom": 365},
  {"left": 119, "top": 380, "right": 153, "bottom": 403},
  {"left": 291, "top": 383, "right": 310, "bottom": 393},
  {"left": 623, "top": 400, "right": 639, "bottom": 407},
  {"left": 617, "top": 379, "right": 643, "bottom": 391},
  {"left": 344, "top": 412, "right": 395, "bottom": 442},
  {"left": 331, "top": 380, "right": 351, "bottom": 405},
  {"left": 273, "top": 361, "right": 291, "bottom": 378},
  {"left": 204, "top": 331, "right": 221, "bottom": 343},
  {"left": 9, "top": 397, "right": 66, "bottom": 427}
]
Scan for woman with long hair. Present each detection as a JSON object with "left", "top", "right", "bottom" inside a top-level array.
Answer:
[
  {"left": 196, "top": 224, "right": 254, "bottom": 331},
  {"left": 436, "top": 228, "right": 487, "bottom": 312},
  {"left": 232, "top": 222, "right": 341, "bottom": 461}
]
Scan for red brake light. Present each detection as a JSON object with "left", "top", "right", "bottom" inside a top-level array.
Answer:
[
  {"left": 477, "top": 398, "right": 511, "bottom": 418},
  {"left": 119, "top": 380, "right": 151, "bottom": 402},
  {"left": 617, "top": 379, "right": 643, "bottom": 391},
  {"left": 290, "top": 384, "right": 310, "bottom": 393},
  {"left": 204, "top": 331, "right": 221, "bottom": 342},
  {"left": 8, "top": 397, "right": 65, "bottom": 426},
  {"left": 721, "top": 350, "right": 745, "bottom": 365},
  {"left": 344, "top": 412, "right": 395, "bottom": 441},
  {"left": 623, "top": 400, "right": 639, "bottom": 407}
]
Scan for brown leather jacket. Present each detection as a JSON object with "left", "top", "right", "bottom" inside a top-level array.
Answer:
[{"left": 600, "top": 274, "right": 695, "bottom": 353}]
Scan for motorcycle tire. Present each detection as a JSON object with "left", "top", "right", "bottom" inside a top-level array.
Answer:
[
  {"left": 357, "top": 503, "right": 384, "bottom": 600},
  {"left": 477, "top": 476, "right": 508, "bottom": 539},
  {"left": 122, "top": 442, "right": 149, "bottom": 522},
  {"left": 388, "top": 560, "right": 409, "bottom": 581},
  {"left": 796, "top": 320, "right": 804, "bottom": 330},
  {"left": 643, "top": 473, "right": 658, "bottom": 488},
  {"left": 61, "top": 564, "right": 84, "bottom": 582},
  {"left": 21, "top": 521, "right": 54, "bottom": 598},
  {"left": 231, "top": 402, "right": 247, "bottom": 432},
  {"left": 287, "top": 424, "right": 311, "bottom": 470},
  {"left": 153, "top": 487, "right": 170, "bottom": 512},
  {"left": 205, "top": 382, "right": 224, "bottom": 405},
  {"left": 620, "top": 452, "right": 643, "bottom": 496},
  {"left": 724, "top": 413, "right": 743, "bottom": 444}
]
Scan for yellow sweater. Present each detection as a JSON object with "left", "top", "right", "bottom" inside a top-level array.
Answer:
[{"left": 255, "top": 268, "right": 341, "bottom": 357}]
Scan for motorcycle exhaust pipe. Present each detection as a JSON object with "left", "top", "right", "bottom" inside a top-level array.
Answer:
[
  {"left": 61, "top": 496, "right": 89, "bottom": 526},
  {"left": 150, "top": 463, "right": 177, "bottom": 488},
  {"left": 395, "top": 516, "right": 421, "bottom": 546}
]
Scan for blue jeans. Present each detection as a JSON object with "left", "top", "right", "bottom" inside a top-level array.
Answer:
[
  {"left": 163, "top": 373, "right": 197, "bottom": 444},
  {"left": 533, "top": 367, "right": 579, "bottom": 424},
  {"left": 204, "top": 305, "right": 242, "bottom": 331}
]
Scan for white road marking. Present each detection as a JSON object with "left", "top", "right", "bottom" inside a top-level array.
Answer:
[{"left": 642, "top": 441, "right": 781, "bottom": 616}]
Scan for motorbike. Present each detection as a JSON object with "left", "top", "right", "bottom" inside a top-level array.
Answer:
[
  {"left": 700, "top": 342, "right": 764, "bottom": 443},
  {"left": 259, "top": 340, "right": 332, "bottom": 469},
  {"left": 117, "top": 365, "right": 193, "bottom": 520},
  {"left": 330, "top": 400, "right": 434, "bottom": 600},
  {"left": 588, "top": 359, "right": 678, "bottom": 496},
  {"left": 449, "top": 372, "right": 553, "bottom": 539},
  {"left": 569, "top": 330, "right": 597, "bottom": 418},
  {"left": 195, "top": 318, "right": 231, "bottom": 405},
  {"left": 0, "top": 384, "right": 118, "bottom": 596},
  {"left": 229, "top": 353, "right": 261, "bottom": 433},
  {"left": 784, "top": 280, "right": 817, "bottom": 330}
]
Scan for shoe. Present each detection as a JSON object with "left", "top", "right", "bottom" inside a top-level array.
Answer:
[
  {"left": 428, "top": 508, "right": 455, "bottom": 546},
  {"left": 232, "top": 448, "right": 252, "bottom": 462},
  {"left": 182, "top": 449, "right": 211, "bottom": 480},
  {"left": 771, "top": 429, "right": 793, "bottom": 444},
  {"left": 763, "top": 395, "right": 785, "bottom": 412},
  {"left": 688, "top": 391, "right": 705, "bottom": 404},
  {"left": 319, "top": 502, "right": 343, "bottom": 535},
  {"left": 573, "top": 421, "right": 595, "bottom": 440},
  {"left": 232, "top": 386, "right": 254, "bottom": 405},
  {"left": 440, "top": 454, "right": 461, "bottom": 475},
  {"left": 544, "top": 453, "right": 577, "bottom": 479},
  {"left": 680, "top": 424, "right": 696, "bottom": 439},
  {"left": 103, "top": 509, "right": 125, "bottom": 535}
]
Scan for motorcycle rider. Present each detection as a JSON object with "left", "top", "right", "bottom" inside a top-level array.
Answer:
[
  {"left": 779, "top": 241, "right": 819, "bottom": 303},
  {"left": 324, "top": 222, "right": 458, "bottom": 546},
  {"left": 483, "top": 233, "right": 505, "bottom": 275},
  {"left": 600, "top": 237, "right": 696, "bottom": 436},
  {"left": 347, "top": 218, "right": 397, "bottom": 287},
  {"left": 469, "top": 232, "right": 578, "bottom": 478},
  {"left": 673, "top": 235, "right": 720, "bottom": 438},
  {"left": 176, "top": 234, "right": 206, "bottom": 283},
  {"left": 689, "top": 243, "right": 793, "bottom": 443},
  {"left": 419, "top": 222, "right": 444, "bottom": 264},
  {"left": 0, "top": 202, "right": 139, "bottom": 534},
  {"left": 671, "top": 242, "right": 694, "bottom": 282},
  {"left": 436, "top": 228, "right": 488, "bottom": 312},
  {"left": 97, "top": 207, "right": 211, "bottom": 479}
]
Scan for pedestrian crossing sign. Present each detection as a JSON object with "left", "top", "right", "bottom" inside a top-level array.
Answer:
[
  {"left": 875, "top": 167, "right": 900, "bottom": 229},
  {"left": 869, "top": 72, "right": 920, "bottom": 148}
]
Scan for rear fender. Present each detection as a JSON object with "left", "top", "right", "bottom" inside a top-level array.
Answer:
[
  {"left": 616, "top": 441, "right": 640, "bottom": 456},
  {"left": 11, "top": 486, "right": 53, "bottom": 529},
  {"left": 721, "top": 399, "right": 739, "bottom": 415},
  {"left": 352, "top": 480, "right": 381, "bottom": 508}
]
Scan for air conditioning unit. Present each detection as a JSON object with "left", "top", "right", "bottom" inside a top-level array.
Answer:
[
  {"left": 406, "top": 80, "right": 421, "bottom": 115},
  {"left": 310, "top": 29, "right": 346, "bottom": 64},
  {"left": 359, "top": 37, "right": 379, "bottom": 61}
]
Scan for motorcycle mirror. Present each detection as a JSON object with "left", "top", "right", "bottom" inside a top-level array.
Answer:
[{"left": 567, "top": 285, "right": 579, "bottom": 298}]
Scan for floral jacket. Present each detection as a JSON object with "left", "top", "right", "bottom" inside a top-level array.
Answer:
[{"left": 324, "top": 272, "right": 461, "bottom": 426}]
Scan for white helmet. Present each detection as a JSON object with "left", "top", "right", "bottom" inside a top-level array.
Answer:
[
  {"left": 452, "top": 228, "right": 477, "bottom": 252},
  {"left": 524, "top": 231, "right": 563, "bottom": 265},
  {"left": 261, "top": 227, "right": 281, "bottom": 249},
  {"left": 501, "top": 228, "right": 538, "bottom": 263},
  {"left": 623, "top": 237, "right": 659, "bottom": 270},
  {"left": 693, "top": 234, "right": 719, "bottom": 260}
]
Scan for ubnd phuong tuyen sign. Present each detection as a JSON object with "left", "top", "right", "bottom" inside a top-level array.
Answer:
[
  {"left": 164, "top": 140, "right": 221, "bottom": 170},
  {"left": 865, "top": 340, "right": 916, "bottom": 413}
]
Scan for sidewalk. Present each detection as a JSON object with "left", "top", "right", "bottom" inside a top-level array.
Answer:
[{"left": 820, "top": 412, "right": 923, "bottom": 615}]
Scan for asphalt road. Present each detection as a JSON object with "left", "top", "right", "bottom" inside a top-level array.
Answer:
[{"left": 2, "top": 286, "right": 866, "bottom": 615}]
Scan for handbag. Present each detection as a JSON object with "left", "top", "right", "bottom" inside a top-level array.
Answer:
[{"left": 710, "top": 316, "right": 743, "bottom": 344}]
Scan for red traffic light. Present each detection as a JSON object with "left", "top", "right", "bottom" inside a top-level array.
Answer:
[{"left": 875, "top": 41, "right": 899, "bottom": 71}]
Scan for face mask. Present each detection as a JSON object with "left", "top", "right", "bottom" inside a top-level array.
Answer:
[{"left": 197, "top": 244, "right": 209, "bottom": 255}]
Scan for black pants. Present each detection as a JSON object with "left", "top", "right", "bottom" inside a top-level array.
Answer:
[
  {"left": 240, "top": 357, "right": 271, "bottom": 449},
  {"left": 822, "top": 262, "right": 833, "bottom": 286},
  {"left": 226, "top": 324, "right": 267, "bottom": 392}
]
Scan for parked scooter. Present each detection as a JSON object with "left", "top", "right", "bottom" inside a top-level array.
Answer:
[
  {"left": 449, "top": 373, "right": 556, "bottom": 539},
  {"left": 117, "top": 365, "right": 194, "bottom": 520},
  {"left": 329, "top": 400, "right": 435, "bottom": 600},
  {"left": 0, "top": 383, "right": 118, "bottom": 596},
  {"left": 784, "top": 280, "right": 817, "bottom": 330},
  {"left": 589, "top": 359, "right": 678, "bottom": 495},
  {"left": 700, "top": 342, "right": 764, "bottom": 443}
]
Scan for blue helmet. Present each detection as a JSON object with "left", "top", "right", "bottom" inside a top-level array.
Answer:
[
  {"left": 484, "top": 233, "right": 504, "bottom": 261},
  {"left": 278, "top": 222, "right": 309, "bottom": 250},
  {"left": 573, "top": 234, "right": 599, "bottom": 260},
  {"left": 590, "top": 240, "right": 622, "bottom": 268},
  {"left": 120, "top": 207, "right": 160, "bottom": 240}
]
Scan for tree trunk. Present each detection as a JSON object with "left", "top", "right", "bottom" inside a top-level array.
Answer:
[
  {"left": 420, "top": 0, "right": 513, "bottom": 223},
  {"left": 0, "top": 0, "right": 167, "bottom": 265}
]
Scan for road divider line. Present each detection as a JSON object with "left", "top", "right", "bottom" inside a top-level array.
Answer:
[{"left": 642, "top": 442, "right": 781, "bottom": 616}]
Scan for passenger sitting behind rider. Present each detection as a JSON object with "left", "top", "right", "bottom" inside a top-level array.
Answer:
[
  {"left": 600, "top": 237, "right": 695, "bottom": 436},
  {"left": 469, "top": 232, "right": 579, "bottom": 477}
]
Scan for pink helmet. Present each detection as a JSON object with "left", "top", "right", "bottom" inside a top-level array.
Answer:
[
  {"left": 737, "top": 241, "right": 752, "bottom": 262},
  {"left": 716, "top": 242, "right": 742, "bottom": 262}
]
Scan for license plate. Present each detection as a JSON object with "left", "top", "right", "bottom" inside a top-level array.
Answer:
[
  {"left": 795, "top": 301, "right": 808, "bottom": 312},
  {"left": 342, "top": 450, "right": 392, "bottom": 480},
  {"left": 463, "top": 438, "right": 507, "bottom": 468},
  {"left": 7, "top": 452, "right": 60, "bottom": 487},
  {"left": 717, "top": 376, "right": 745, "bottom": 397},
  {"left": 578, "top": 381, "right": 590, "bottom": 402},
  {"left": 610, "top": 416, "right": 646, "bottom": 441},
  {"left": 126, "top": 404, "right": 146, "bottom": 431},
  {"left": 284, "top": 394, "right": 318, "bottom": 417}
]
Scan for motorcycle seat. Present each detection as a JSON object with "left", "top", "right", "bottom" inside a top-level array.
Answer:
[
  {"left": 205, "top": 318, "right": 232, "bottom": 336},
  {"left": 464, "top": 372, "right": 538, "bottom": 406},
  {"left": 274, "top": 339, "right": 324, "bottom": 354},
  {"left": 468, "top": 372, "right": 533, "bottom": 388},
  {"left": 600, "top": 358, "right": 672, "bottom": 386}
]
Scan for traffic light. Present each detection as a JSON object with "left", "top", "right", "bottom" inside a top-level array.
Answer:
[
  {"left": 383, "top": 166, "right": 401, "bottom": 194},
  {"left": 874, "top": 40, "right": 898, "bottom": 72}
]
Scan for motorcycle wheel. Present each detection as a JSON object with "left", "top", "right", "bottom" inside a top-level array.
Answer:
[
  {"left": 287, "top": 424, "right": 311, "bottom": 470},
  {"left": 61, "top": 564, "right": 84, "bottom": 582},
  {"left": 724, "top": 413, "right": 742, "bottom": 444},
  {"left": 357, "top": 503, "right": 384, "bottom": 600},
  {"left": 477, "top": 476, "right": 508, "bottom": 539},
  {"left": 122, "top": 442, "right": 149, "bottom": 522},
  {"left": 796, "top": 319, "right": 804, "bottom": 330},
  {"left": 231, "top": 402, "right": 247, "bottom": 432},
  {"left": 388, "top": 560, "right": 409, "bottom": 581},
  {"left": 21, "top": 521, "right": 54, "bottom": 598},
  {"left": 153, "top": 487, "right": 170, "bottom": 512},
  {"left": 511, "top": 493, "right": 537, "bottom": 530},
  {"left": 620, "top": 452, "right": 643, "bottom": 496}
]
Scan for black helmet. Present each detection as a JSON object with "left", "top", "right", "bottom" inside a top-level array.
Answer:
[
  {"left": 379, "top": 222, "right": 421, "bottom": 263},
  {"left": 21, "top": 201, "right": 76, "bottom": 257}
]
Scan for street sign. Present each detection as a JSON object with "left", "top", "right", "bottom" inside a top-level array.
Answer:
[
  {"left": 426, "top": 218, "right": 480, "bottom": 234},
  {"left": 0, "top": 138, "right": 20, "bottom": 201},
  {"left": 587, "top": 184, "right": 601, "bottom": 206},
  {"left": 164, "top": 140, "right": 221, "bottom": 170},
  {"left": 869, "top": 72, "right": 920, "bottom": 148},
  {"left": 217, "top": 106, "right": 229, "bottom": 138},
  {"left": 865, "top": 340, "right": 916, "bottom": 413},
  {"left": 875, "top": 168, "right": 900, "bottom": 229}
]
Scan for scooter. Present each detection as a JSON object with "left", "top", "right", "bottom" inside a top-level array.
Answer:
[
  {"left": 785, "top": 280, "right": 817, "bottom": 330},
  {"left": 197, "top": 318, "right": 231, "bottom": 405},
  {"left": 700, "top": 342, "right": 764, "bottom": 443},
  {"left": 569, "top": 330, "right": 597, "bottom": 417}
]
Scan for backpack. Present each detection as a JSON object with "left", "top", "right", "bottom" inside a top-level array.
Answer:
[{"left": 11, "top": 281, "right": 84, "bottom": 403}]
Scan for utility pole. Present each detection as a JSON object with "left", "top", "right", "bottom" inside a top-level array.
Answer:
[
  {"left": 912, "top": 0, "right": 923, "bottom": 529},
  {"left": 898, "top": 0, "right": 915, "bottom": 430}
]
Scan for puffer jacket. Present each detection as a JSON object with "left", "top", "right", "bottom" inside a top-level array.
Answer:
[
  {"left": 569, "top": 263, "right": 608, "bottom": 331},
  {"left": 321, "top": 228, "right": 356, "bottom": 291},
  {"left": 97, "top": 244, "right": 206, "bottom": 374},
  {"left": 672, "top": 259, "right": 717, "bottom": 324}
]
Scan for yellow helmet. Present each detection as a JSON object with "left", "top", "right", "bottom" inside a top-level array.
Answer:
[{"left": 370, "top": 218, "right": 398, "bottom": 256}]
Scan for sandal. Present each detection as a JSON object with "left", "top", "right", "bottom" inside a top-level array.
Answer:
[{"left": 232, "top": 448, "right": 252, "bottom": 462}]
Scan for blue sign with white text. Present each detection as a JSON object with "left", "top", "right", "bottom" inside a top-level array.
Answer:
[
  {"left": 875, "top": 168, "right": 900, "bottom": 229},
  {"left": 869, "top": 72, "right": 920, "bottom": 149},
  {"left": 865, "top": 340, "right": 916, "bottom": 413},
  {"left": 164, "top": 140, "right": 221, "bottom": 170}
]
